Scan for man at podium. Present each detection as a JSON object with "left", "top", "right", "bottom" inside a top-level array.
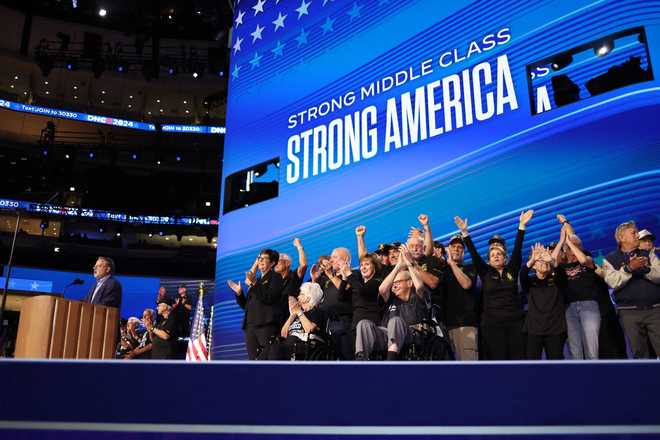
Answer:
[{"left": 83, "top": 257, "right": 122, "bottom": 309}]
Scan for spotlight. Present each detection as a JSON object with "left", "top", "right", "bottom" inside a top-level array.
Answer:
[
  {"left": 54, "top": 247, "right": 60, "bottom": 253},
  {"left": 550, "top": 54, "right": 573, "bottom": 71},
  {"left": 175, "top": 155, "right": 181, "bottom": 162},
  {"left": 596, "top": 44, "right": 611, "bottom": 56},
  {"left": 205, "top": 201, "right": 211, "bottom": 207},
  {"left": 69, "top": 186, "right": 75, "bottom": 191},
  {"left": 88, "top": 152, "right": 95, "bottom": 159},
  {"left": 192, "top": 71, "right": 199, "bottom": 79},
  {"left": 167, "top": 66, "right": 176, "bottom": 76},
  {"left": 98, "top": 227, "right": 104, "bottom": 233},
  {"left": 98, "top": 8, "right": 107, "bottom": 17},
  {"left": 116, "top": 61, "right": 128, "bottom": 73},
  {"left": 65, "top": 154, "right": 70, "bottom": 159},
  {"left": 131, "top": 153, "right": 138, "bottom": 160},
  {"left": 116, "top": 232, "right": 121, "bottom": 237}
]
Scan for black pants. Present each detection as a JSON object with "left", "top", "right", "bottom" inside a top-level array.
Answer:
[
  {"left": 527, "top": 333, "right": 565, "bottom": 360},
  {"left": 481, "top": 319, "right": 525, "bottom": 360},
  {"left": 245, "top": 324, "right": 279, "bottom": 360},
  {"left": 327, "top": 318, "right": 354, "bottom": 360}
]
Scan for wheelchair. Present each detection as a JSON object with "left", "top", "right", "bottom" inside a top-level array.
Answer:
[
  {"left": 403, "top": 319, "right": 455, "bottom": 361},
  {"left": 258, "top": 333, "right": 341, "bottom": 361}
]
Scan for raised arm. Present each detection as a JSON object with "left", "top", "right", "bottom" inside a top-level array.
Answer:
[
  {"left": 510, "top": 210, "right": 534, "bottom": 271},
  {"left": 445, "top": 247, "right": 473, "bottom": 290},
  {"left": 401, "top": 245, "right": 426, "bottom": 299},
  {"left": 379, "top": 258, "right": 402, "bottom": 302},
  {"left": 355, "top": 225, "right": 368, "bottom": 260},
  {"left": 419, "top": 214, "right": 434, "bottom": 257},
  {"left": 293, "top": 237, "right": 308, "bottom": 279},
  {"left": 455, "top": 216, "right": 488, "bottom": 275},
  {"left": 551, "top": 221, "right": 568, "bottom": 264},
  {"left": 564, "top": 235, "right": 595, "bottom": 268}
]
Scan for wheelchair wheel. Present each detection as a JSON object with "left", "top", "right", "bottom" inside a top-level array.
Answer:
[{"left": 423, "top": 335, "right": 455, "bottom": 361}]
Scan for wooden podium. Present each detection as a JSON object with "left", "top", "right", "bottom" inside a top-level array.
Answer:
[{"left": 14, "top": 296, "right": 119, "bottom": 359}]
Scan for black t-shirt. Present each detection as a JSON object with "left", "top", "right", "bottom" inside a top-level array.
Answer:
[
  {"left": 151, "top": 314, "right": 178, "bottom": 359},
  {"left": 521, "top": 266, "right": 567, "bottom": 335},
  {"left": 416, "top": 255, "right": 444, "bottom": 307},
  {"left": 380, "top": 287, "right": 430, "bottom": 327},
  {"left": 318, "top": 273, "right": 353, "bottom": 319},
  {"left": 344, "top": 270, "right": 384, "bottom": 329},
  {"left": 441, "top": 263, "right": 478, "bottom": 327},
  {"left": 558, "top": 253, "right": 600, "bottom": 303},
  {"left": 287, "top": 307, "right": 327, "bottom": 340},
  {"left": 172, "top": 294, "right": 192, "bottom": 335},
  {"left": 284, "top": 270, "right": 303, "bottom": 298}
]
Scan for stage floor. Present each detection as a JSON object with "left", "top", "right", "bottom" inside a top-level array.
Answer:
[{"left": 1, "top": 359, "right": 659, "bottom": 439}]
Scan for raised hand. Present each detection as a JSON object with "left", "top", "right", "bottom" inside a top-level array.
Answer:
[
  {"left": 418, "top": 214, "right": 429, "bottom": 227},
  {"left": 355, "top": 225, "right": 366, "bottom": 237},
  {"left": 293, "top": 237, "right": 303, "bottom": 248},
  {"left": 454, "top": 216, "right": 468, "bottom": 234},
  {"left": 519, "top": 210, "right": 534, "bottom": 228},
  {"left": 244, "top": 270, "right": 256, "bottom": 287},
  {"left": 556, "top": 214, "right": 567, "bottom": 225},
  {"left": 227, "top": 279, "right": 242, "bottom": 295},
  {"left": 399, "top": 244, "right": 413, "bottom": 266},
  {"left": 310, "top": 263, "right": 321, "bottom": 282},
  {"left": 338, "top": 259, "right": 352, "bottom": 278}
]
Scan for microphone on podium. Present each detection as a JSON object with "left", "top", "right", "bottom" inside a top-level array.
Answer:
[{"left": 63, "top": 278, "right": 85, "bottom": 296}]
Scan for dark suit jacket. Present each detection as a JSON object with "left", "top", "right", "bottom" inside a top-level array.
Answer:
[
  {"left": 84, "top": 276, "right": 122, "bottom": 309},
  {"left": 236, "top": 270, "right": 283, "bottom": 329}
]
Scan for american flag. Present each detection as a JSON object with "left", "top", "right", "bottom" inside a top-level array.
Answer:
[{"left": 186, "top": 285, "right": 210, "bottom": 361}]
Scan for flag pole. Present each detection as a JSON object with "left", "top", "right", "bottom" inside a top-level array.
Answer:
[{"left": 207, "top": 304, "right": 215, "bottom": 360}]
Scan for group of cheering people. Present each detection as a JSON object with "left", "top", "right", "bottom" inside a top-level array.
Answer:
[
  {"left": 227, "top": 212, "right": 660, "bottom": 361},
  {"left": 116, "top": 285, "right": 193, "bottom": 360}
]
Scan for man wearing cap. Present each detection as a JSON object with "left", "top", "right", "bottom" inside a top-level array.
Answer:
[
  {"left": 639, "top": 229, "right": 656, "bottom": 253},
  {"left": 441, "top": 235, "right": 479, "bottom": 360},
  {"left": 602, "top": 221, "right": 660, "bottom": 358}
]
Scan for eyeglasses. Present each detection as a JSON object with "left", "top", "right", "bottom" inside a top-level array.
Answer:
[{"left": 393, "top": 278, "right": 411, "bottom": 284}]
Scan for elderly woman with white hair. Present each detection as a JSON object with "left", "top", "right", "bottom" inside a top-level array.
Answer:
[{"left": 259, "top": 282, "right": 328, "bottom": 360}]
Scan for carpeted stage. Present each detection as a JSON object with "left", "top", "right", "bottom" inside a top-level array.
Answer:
[{"left": 1, "top": 359, "right": 659, "bottom": 439}]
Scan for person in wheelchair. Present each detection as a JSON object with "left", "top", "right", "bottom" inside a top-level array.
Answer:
[
  {"left": 259, "top": 282, "right": 328, "bottom": 360},
  {"left": 355, "top": 244, "right": 431, "bottom": 360}
]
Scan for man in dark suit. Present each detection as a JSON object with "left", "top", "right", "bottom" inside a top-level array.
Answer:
[
  {"left": 227, "top": 249, "right": 284, "bottom": 360},
  {"left": 84, "top": 256, "right": 122, "bottom": 309}
]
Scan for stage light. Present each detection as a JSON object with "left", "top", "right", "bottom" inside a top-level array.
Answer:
[
  {"left": 116, "top": 232, "right": 121, "bottom": 237},
  {"left": 159, "top": 231, "right": 164, "bottom": 236},
  {"left": 117, "top": 62, "right": 127, "bottom": 73},
  {"left": 99, "top": 227, "right": 104, "bottom": 232},
  {"left": 218, "top": 70, "right": 224, "bottom": 77},
  {"left": 42, "top": 149, "right": 48, "bottom": 156},
  {"left": 205, "top": 201, "right": 211, "bottom": 207},
  {"left": 14, "top": 75, "right": 18, "bottom": 80},
  {"left": 175, "top": 155, "right": 181, "bottom": 162},
  {"left": 89, "top": 152, "right": 95, "bottom": 158},
  {"left": 185, "top": 110, "right": 190, "bottom": 114},
  {"left": 54, "top": 247, "right": 60, "bottom": 253},
  {"left": 101, "top": 90, "right": 106, "bottom": 94},
  {"left": 73, "top": 85, "right": 78, "bottom": 90},
  {"left": 128, "top": 104, "right": 132, "bottom": 108},
  {"left": 156, "top": 99, "right": 160, "bottom": 103},
  {"left": 156, "top": 160, "right": 161, "bottom": 165},
  {"left": 10, "top": 84, "right": 14, "bottom": 88},
  {"left": 128, "top": 95, "right": 133, "bottom": 99},
  {"left": 65, "top": 59, "right": 78, "bottom": 71},
  {"left": 69, "top": 186, "right": 75, "bottom": 191},
  {"left": 73, "top": 95, "right": 78, "bottom": 99},
  {"left": 131, "top": 153, "right": 138, "bottom": 160},
  {"left": 167, "top": 66, "right": 176, "bottom": 76},
  {"left": 100, "top": 100, "right": 105, "bottom": 104},
  {"left": 98, "top": 8, "right": 107, "bottom": 17},
  {"left": 183, "top": 100, "right": 187, "bottom": 104},
  {"left": 45, "top": 91, "right": 50, "bottom": 95},
  {"left": 65, "top": 154, "right": 70, "bottom": 159},
  {"left": 192, "top": 72, "right": 199, "bottom": 78},
  {"left": 148, "top": 233, "right": 153, "bottom": 237},
  {"left": 44, "top": 81, "right": 49, "bottom": 85},
  {"left": 596, "top": 44, "right": 611, "bottom": 56}
]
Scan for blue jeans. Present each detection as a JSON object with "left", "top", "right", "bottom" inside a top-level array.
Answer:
[{"left": 565, "top": 300, "right": 601, "bottom": 359}]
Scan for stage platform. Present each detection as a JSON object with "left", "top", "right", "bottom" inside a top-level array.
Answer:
[{"left": 1, "top": 359, "right": 659, "bottom": 439}]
